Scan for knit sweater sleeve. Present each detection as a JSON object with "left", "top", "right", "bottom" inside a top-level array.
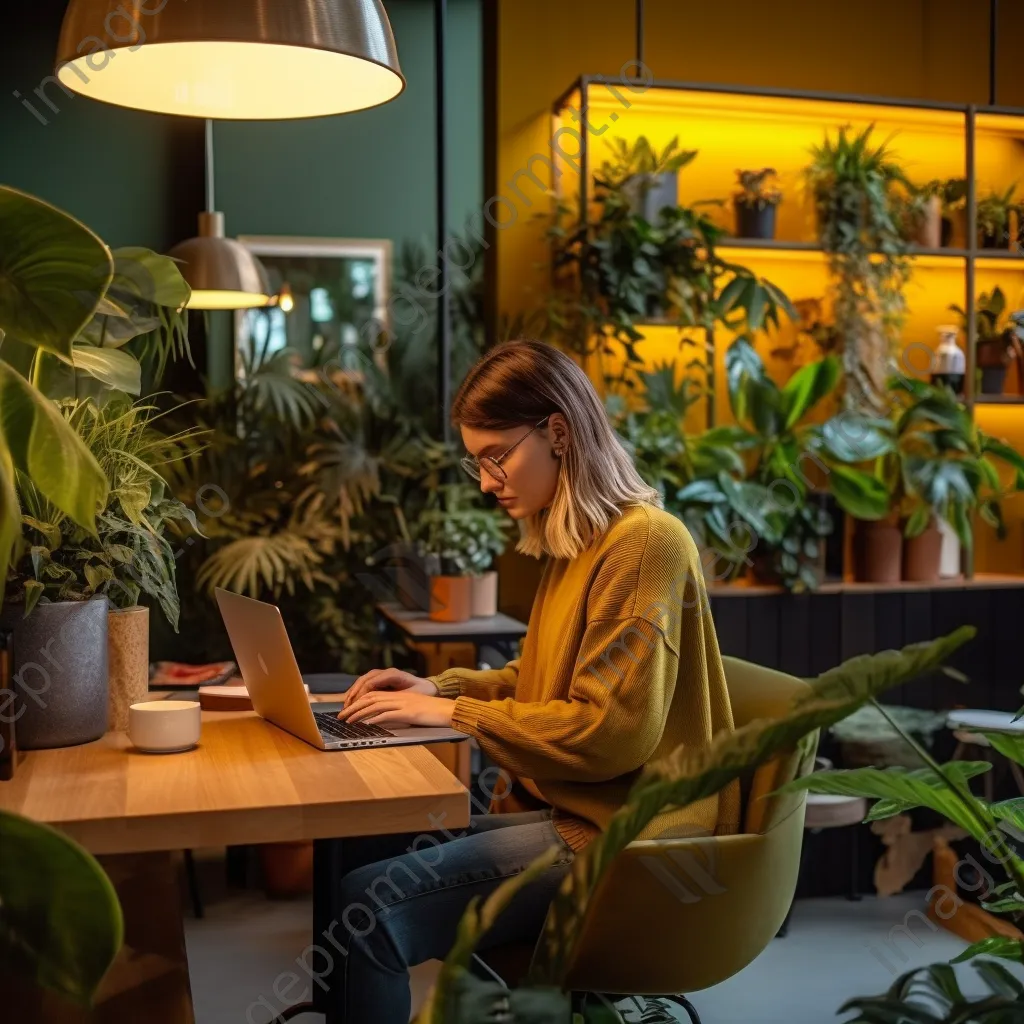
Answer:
[
  {"left": 449, "top": 617, "right": 676, "bottom": 782},
  {"left": 430, "top": 660, "right": 520, "bottom": 702}
]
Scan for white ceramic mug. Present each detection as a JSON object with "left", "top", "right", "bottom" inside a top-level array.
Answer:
[{"left": 128, "top": 700, "right": 201, "bottom": 753}]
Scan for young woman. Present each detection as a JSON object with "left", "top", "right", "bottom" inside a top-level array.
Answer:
[{"left": 328, "top": 340, "right": 739, "bottom": 1023}]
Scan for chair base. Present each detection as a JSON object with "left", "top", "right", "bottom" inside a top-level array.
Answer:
[{"left": 573, "top": 992, "right": 703, "bottom": 1023}]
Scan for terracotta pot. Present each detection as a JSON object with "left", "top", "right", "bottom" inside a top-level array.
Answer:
[
  {"left": 107, "top": 606, "right": 149, "bottom": 732},
  {"left": 470, "top": 571, "right": 498, "bottom": 618},
  {"left": 259, "top": 841, "right": 314, "bottom": 899},
  {"left": 903, "top": 522, "right": 943, "bottom": 583},
  {"left": 853, "top": 520, "right": 902, "bottom": 584},
  {"left": 913, "top": 195, "right": 941, "bottom": 248},
  {"left": 428, "top": 575, "right": 472, "bottom": 623}
]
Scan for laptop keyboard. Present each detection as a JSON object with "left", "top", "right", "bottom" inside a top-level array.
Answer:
[{"left": 314, "top": 712, "right": 395, "bottom": 744}]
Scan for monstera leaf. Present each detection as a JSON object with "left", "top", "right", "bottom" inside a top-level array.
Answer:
[
  {"left": 0, "top": 361, "right": 108, "bottom": 583},
  {"left": 0, "top": 186, "right": 113, "bottom": 361}
]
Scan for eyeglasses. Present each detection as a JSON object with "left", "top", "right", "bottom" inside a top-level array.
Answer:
[{"left": 461, "top": 417, "right": 549, "bottom": 483}]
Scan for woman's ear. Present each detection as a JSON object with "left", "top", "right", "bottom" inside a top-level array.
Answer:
[{"left": 549, "top": 412, "right": 569, "bottom": 457}]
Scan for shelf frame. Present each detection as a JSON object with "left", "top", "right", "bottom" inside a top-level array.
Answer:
[{"left": 550, "top": 75, "right": 1024, "bottom": 584}]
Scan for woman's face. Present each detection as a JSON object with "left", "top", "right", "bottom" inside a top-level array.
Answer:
[{"left": 460, "top": 415, "right": 567, "bottom": 519}]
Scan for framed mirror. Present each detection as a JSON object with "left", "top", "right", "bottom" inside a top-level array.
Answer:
[{"left": 234, "top": 236, "right": 391, "bottom": 367}]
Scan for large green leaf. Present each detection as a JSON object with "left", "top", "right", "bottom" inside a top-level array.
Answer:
[
  {"left": 77, "top": 247, "right": 190, "bottom": 348},
  {"left": 0, "top": 360, "right": 108, "bottom": 536},
  {"left": 0, "top": 187, "right": 113, "bottom": 361},
  {"left": 532, "top": 628, "right": 975, "bottom": 985},
  {"left": 951, "top": 937, "right": 1024, "bottom": 965},
  {"left": 0, "top": 444, "right": 17, "bottom": 590},
  {"left": 71, "top": 345, "right": 141, "bottom": 395},
  {"left": 819, "top": 412, "right": 895, "bottom": 462},
  {"left": 782, "top": 763, "right": 991, "bottom": 835},
  {"left": 0, "top": 810, "right": 123, "bottom": 1005},
  {"left": 828, "top": 463, "right": 891, "bottom": 520},
  {"left": 982, "top": 733, "right": 1024, "bottom": 770},
  {"left": 781, "top": 356, "right": 840, "bottom": 429}
]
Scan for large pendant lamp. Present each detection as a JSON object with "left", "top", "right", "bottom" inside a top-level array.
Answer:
[
  {"left": 55, "top": 1, "right": 405, "bottom": 120},
  {"left": 168, "top": 120, "right": 271, "bottom": 310}
]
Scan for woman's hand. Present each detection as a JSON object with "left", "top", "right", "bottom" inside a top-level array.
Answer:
[
  {"left": 337, "top": 690, "right": 455, "bottom": 728},
  {"left": 342, "top": 668, "right": 438, "bottom": 707}
]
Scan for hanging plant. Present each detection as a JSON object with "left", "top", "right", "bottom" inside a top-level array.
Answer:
[{"left": 806, "top": 125, "right": 912, "bottom": 415}]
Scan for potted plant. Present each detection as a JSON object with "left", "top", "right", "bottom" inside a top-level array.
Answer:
[
  {"left": 949, "top": 286, "right": 1024, "bottom": 395},
  {"left": 976, "top": 184, "right": 1016, "bottom": 249},
  {"left": 547, "top": 135, "right": 797, "bottom": 381},
  {"left": 807, "top": 124, "right": 912, "bottom": 414},
  {"left": 733, "top": 167, "right": 782, "bottom": 240},
  {"left": 724, "top": 342, "right": 888, "bottom": 591},
  {"left": 414, "top": 485, "right": 510, "bottom": 623},
  {"left": 903, "top": 179, "right": 943, "bottom": 248},
  {"left": 0, "top": 187, "right": 194, "bottom": 747},
  {"left": 840, "top": 376, "right": 1024, "bottom": 583},
  {"left": 939, "top": 176, "right": 967, "bottom": 247},
  {"left": 611, "top": 135, "right": 691, "bottom": 225},
  {"left": 8, "top": 398, "right": 202, "bottom": 738},
  {"left": 607, "top": 360, "right": 770, "bottom": 583}
]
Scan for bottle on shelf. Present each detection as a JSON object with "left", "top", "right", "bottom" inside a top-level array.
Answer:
[{"left": 931, "top": 325, "right": 965, "bottom": 398}]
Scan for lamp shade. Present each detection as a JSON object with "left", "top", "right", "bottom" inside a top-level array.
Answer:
[
  {"left": 55, "top": 0, "right": 405, "bottom": 120},
  {"left": 168, "top": 213, "right": 271, "bottom": 310}
]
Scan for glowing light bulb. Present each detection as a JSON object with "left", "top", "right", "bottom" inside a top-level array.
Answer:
[{"left": 278, "top": 283, "right": 294, "bottom": 314}]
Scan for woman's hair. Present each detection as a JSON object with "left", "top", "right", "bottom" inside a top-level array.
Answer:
[{"left": 451, "top": 339, "right": 661, "bottom": 560}]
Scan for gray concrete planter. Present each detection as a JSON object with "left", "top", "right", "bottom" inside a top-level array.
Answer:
[{"left": 3, "top": 598, "right": 109, "bottom": 749}]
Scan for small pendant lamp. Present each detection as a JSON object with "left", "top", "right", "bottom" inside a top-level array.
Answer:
[
  {"left": 168, "top": 120, "right": 271, "bottom": 310},
  {"left": 55, "top": 0, "right": 405, "bottom": 121}
]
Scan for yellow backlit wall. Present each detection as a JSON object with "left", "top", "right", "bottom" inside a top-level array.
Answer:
[{"left": 493, "top": 0, "right": 1024, "bottom": 598}]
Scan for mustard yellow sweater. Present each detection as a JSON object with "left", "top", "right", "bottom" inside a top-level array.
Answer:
[{"left": 431, "top": 503, "right": 740, "bottom": 851}]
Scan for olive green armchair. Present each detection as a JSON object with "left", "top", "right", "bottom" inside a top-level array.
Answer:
[{"left": 478, "top": 656, "right": 817, "bottom": 1022}]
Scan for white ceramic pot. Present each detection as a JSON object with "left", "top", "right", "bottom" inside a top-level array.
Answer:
[
  {"left": 107, "top": 605, "right": 150, "bottom": 731},
  {"left": 471, "top": 571, "right": 499, "bottom": 618},
  {"left": 128, "top": 700, "right": 201, "bottom": 753},
  {"left": 937, "top": 518, "right": 962, "bottom": 579}
]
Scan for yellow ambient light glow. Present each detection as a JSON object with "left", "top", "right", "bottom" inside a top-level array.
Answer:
[
  {"left": 56, "top": 42, "right": 404, "bottom": 120},
  {"left": 186, "top": 290, "right": 271, "bottom": 311}
]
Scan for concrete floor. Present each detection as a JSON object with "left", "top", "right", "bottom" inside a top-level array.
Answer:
[{"left": 184, "top": 879, "right": 1021, "bottom": 1023}]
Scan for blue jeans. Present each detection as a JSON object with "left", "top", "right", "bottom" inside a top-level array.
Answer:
[{"left": 323, "top": 809, "right": 574, "bottom": 1024}]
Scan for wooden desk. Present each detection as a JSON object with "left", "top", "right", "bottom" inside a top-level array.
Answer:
[{"left": 0, "top": 708, "right": 469, "bottom": 1023}]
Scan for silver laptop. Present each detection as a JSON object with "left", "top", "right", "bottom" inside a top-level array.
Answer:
[{"left": 215, "top": 589, "right": 466, "bottom": 750}]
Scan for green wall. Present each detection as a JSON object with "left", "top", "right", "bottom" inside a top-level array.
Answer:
[
  {"left": 217, "top": 0, "right": 483, "bottom": 245},
  {"left": 1, "top": 0, "right": 484, "bottom": 252}
]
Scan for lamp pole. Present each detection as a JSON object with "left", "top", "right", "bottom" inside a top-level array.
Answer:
[{"left": 435, "top": 0, "right": 452, "bottom": 444}]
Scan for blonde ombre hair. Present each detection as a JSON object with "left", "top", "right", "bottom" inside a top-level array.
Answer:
[{"left": 451, "top": 340, "right": 661, "bottom": 560}]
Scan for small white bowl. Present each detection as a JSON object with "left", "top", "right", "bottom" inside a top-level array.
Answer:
[{"left": 129, "top": 700, "right": 201, "bottom": 753}]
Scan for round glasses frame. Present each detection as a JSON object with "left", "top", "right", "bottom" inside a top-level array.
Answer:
[{"left": 460, "top": 417, "right": 549, "bottom": 483}]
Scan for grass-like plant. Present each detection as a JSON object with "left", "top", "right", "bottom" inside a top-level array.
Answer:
[{"left": 8, "top": 397, "right": 202, "bottom": 627}]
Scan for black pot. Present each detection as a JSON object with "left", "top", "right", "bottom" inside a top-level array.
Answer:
[
  {"left": 1, "top": 599, "right": 108, "bottom": 750},
  {"left": 734, "top": 199, "right": 777, "bottom": 240},
  {"left": 940, "top": 216, "right": 953, "bottom": 247},
  {"left": 931, "top": 372, "right": 965, "bottom": 398},
  {"left": 980, "top": 366, "right": 1008, "bottom": 395},
  {"left": 980, "top": 228, "right": 1008, "bottom": 250}
]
